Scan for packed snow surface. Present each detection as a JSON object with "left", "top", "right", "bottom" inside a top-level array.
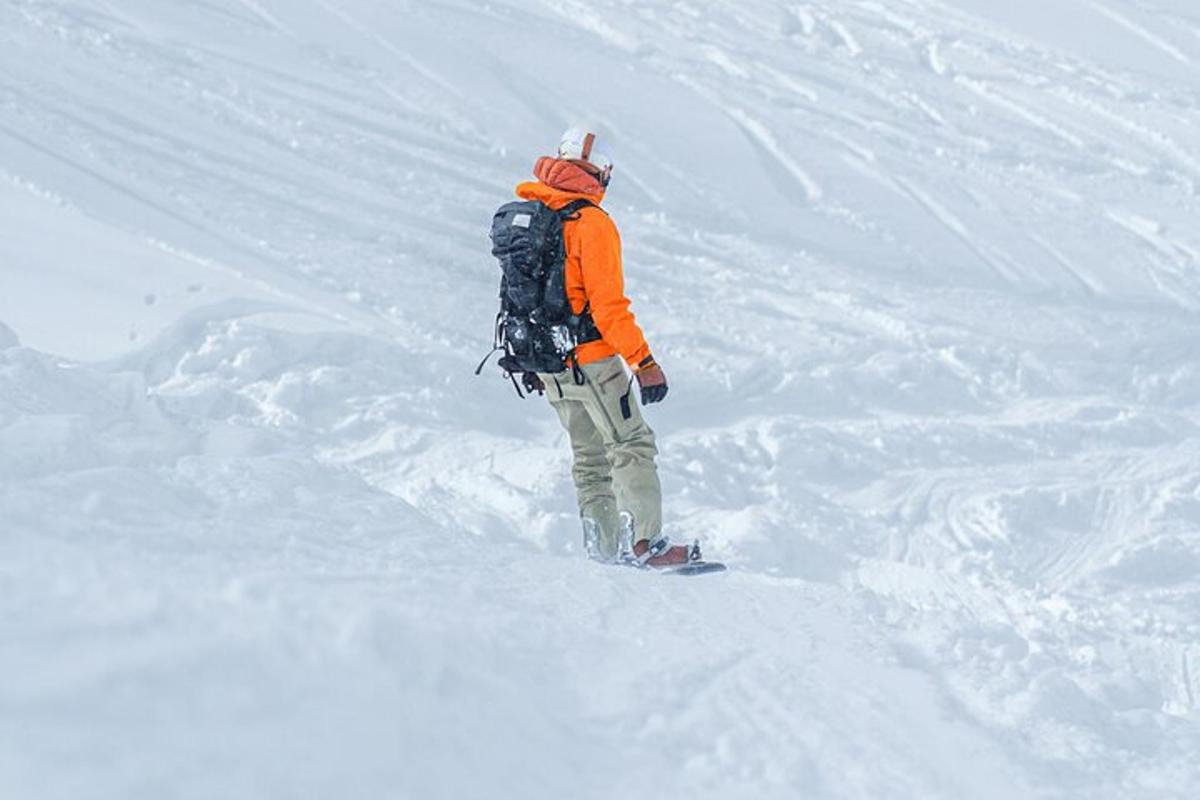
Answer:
[{"left": 3, "top": 1, "right": 1199, "bottom": 798}]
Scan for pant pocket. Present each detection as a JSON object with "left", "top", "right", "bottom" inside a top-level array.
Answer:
[{"left": 592, "top": 358, "right": 628, "bottom": 394}]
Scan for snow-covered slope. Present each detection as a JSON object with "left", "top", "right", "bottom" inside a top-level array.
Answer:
[{"left": 3, "top": 1, "right": 1199, "bottom": 798}]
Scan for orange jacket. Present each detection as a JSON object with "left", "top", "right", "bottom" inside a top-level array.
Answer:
[{"left": 515, "top": 164, "right": 652, "bottom": 368}]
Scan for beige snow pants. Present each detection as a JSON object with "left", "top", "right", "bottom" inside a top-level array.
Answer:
[{"left": 539, "top": 356, "right": 662, "bottom": 559}]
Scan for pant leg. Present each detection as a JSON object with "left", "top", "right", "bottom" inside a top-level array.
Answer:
[
  {"left": 575, "top": 358, "right": 663, "bottom": 545},
  {"left": 545, "top": 390, "right": 622, "bottom": 558}
]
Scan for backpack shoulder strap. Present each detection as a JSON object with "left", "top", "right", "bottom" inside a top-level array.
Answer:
[{"left": 557, "top": 198, "right": 603, "bottom": 220}]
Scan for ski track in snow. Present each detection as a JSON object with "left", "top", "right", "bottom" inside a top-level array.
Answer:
[{"left": 2, "top": 0, "right": 1200, "bottom": 798}]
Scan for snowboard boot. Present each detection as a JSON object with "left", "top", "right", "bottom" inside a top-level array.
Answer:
[
  {"left": 618, "top": 511, "right": 636, "bottom": 562},
  {"left": 631, "top": 536, "right": 702, "bottom": 569},
  {"left": 582, "top": 500, "right": 622, "bottom": 562}
]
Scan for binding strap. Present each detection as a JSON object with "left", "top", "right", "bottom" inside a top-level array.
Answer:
[{"left": 635, "top": 535, "right": 671, "bottom": 566}]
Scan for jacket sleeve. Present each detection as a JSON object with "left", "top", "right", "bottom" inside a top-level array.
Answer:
[{"left": 577, "top": 210, "right": 652, "bottom": 367}]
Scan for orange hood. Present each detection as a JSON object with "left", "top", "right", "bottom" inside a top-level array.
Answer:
[{"left": 517, "top": 157, "right": 607, "bottom": 207}]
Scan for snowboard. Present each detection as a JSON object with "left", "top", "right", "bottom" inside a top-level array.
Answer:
[
  {"left": 661, "top": 561, "right": 727, "bottom": 576},
  {"left": 612, "top": 557, "right": 727, "bottom": 576},
  {"left": 605, "top": 540, "right": 726, "bottom": 575}
]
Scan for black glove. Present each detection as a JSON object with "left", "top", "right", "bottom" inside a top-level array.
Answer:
[
  {"left": 635, "top": 356, "right": 668, "bottom": 405},
  {"left": 521, "top": 371, "right": 545, "bottom": 396}
]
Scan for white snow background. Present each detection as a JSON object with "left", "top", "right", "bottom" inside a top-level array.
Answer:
[{"left": 2, "top": 1, "right": 1199, "bottom": 798}]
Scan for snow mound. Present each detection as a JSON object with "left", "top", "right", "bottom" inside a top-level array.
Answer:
[{"left": 0, "top": 321, "right": 18, "bottom": 350}]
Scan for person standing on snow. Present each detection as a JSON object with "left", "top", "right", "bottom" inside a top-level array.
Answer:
[{"left": 512, "top": 127, "right": 691, "bottom": 568}]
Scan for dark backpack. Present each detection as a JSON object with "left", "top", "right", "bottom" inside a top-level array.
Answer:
[{"left": 476, "top": 198, "right": 602, "bottom": 391}]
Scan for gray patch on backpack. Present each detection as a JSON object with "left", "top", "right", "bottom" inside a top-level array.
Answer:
[{"left": 512, "top": 213, "right": 532, "bottom": 228}]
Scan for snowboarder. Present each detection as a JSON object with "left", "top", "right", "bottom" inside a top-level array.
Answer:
[{"left": 507, "top": 127, "right": 691, "bottom": 568}]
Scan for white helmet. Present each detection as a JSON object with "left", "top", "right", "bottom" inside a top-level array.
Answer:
[{"left": 558, "top": 126, "right": 613, "bottom": 185}]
